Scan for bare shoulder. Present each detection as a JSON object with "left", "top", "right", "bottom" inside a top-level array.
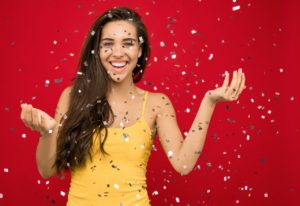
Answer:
[
  {"left": 145, "top": 91, "right": 174, "bottom": 113},
  {"left": 147, "top": 91, "right": 170, "bottom": 103},
  {"left": 62, "top": 85, "right": 73, "bottom": 96},
  {"left": 59, "top": 86, "right": 73, "bottom": 102}
]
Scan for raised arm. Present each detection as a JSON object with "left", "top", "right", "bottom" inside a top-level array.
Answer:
[
  {"left": 156, "top": 69, "right": 246, "bottom": 175},
  {"left": 20, "top": 86, "right": 72, "bottom": 178}
]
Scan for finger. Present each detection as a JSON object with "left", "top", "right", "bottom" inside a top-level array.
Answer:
[
  {"left": 20, "top": 104, "right": 28, "bottom": 121},
  {"left": 32, "top": 108, "right": 39, "bottom": 130},
  {"left": 234, "top": 69, "right": 243, "bottom": 97},
  {"left": 235, "top": 72, "right": 246, "bottom": 97},
  {"left": 226, "top": 70, "right": 238, "bottom": 97},
  {"left": 25, "top": 104, "right": 33, "bottom": 128},
  {"left": 222, "top": 71, "right": 230, "bottom": 92},
  {"left": 242, "top": 72, "right": 246, "bottom": 89}
]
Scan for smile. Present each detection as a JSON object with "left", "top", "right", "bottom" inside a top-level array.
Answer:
[{"left": 109, "top": 61, "right": 128, "bottom": 69}]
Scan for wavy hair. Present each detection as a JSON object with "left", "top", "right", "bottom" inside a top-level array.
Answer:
[{"left": 54, "top": 7, "right": 150, "bottom": 174}]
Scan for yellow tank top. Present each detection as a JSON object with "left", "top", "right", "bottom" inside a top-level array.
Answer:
[{"left": 67, "top": 91, "right": 153, "bottom": 206}]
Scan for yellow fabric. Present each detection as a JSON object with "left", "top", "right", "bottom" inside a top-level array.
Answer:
[{"left": 67, "top": 91, "right": 153, "bottom": 206}]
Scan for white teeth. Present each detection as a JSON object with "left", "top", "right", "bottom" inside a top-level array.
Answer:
[{"left": 110, "top": 62, "right": 127, "bottom": 68}]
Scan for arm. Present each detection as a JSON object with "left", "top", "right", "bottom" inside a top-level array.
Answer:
[
  {"left": 21, "top": 86, "right": 71, "bottom": 178},
  {"left": 36, "top": 86, "right": 71, "bottom": 178},
  {"left": 156, "top": 69, "right": 246, "bottom": 175}
]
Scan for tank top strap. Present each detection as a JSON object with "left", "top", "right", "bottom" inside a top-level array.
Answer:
[{"left": 141, "top": 91, "right": 148, "bottom": 118}]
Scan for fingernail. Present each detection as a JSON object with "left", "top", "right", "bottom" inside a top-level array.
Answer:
[
  {"left": 225, "top": 71, "right": 229, "bottom": 76},
  {"left": 21, "top": 104, "right": 27, "bottom": 108}
]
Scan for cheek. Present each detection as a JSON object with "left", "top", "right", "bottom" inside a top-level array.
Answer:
[
  {"left": 127, "top": 47, "right": 140, "bottom": 58},
  {"left": 99, "top": 49, "right": 111, "bottom": 61}
]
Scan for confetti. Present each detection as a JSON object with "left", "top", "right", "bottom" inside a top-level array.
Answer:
[
  {"left": 167, "top": 150, "right": 173, "bottom": 158},
  {"left": 107, "top": 12, "right": 113, "bottom": 18},
  {"left": 160, "top": 41, "right": 166, "bottom": 47},
  {"left": 191, "top": 29, "right": 197, "bottom": 34},
  {"left": 123, "top": 133, "right": 129, "bottom": 142},
  {"left": 246, "top": 135, "right": 250, "bottom": 141},
  {"left": 232, "top": 5, "right": 240, "bottom": 11},
  {"left": 152, "top": 191, "right": 159, "bottom": 195},
  {"left": 114, "top": 184, "right": 119, "bottom": 189},
  {"left": 54, "top": 78, "right": 63, "bottom": 83},
  {"left": 139, "top": 36, "right": 144, "bottom": 44}
]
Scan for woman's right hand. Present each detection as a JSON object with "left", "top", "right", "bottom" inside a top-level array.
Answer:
[{"left": 20, "top": 104, "right": 57, "bottom": 136}]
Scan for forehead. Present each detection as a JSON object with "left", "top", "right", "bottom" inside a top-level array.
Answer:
[{"left": 101, "top": 20, "right": 137, "bottom": 39}]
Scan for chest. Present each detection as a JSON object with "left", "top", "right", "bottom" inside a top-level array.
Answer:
[{"left": 91, "top": 121, "right": 153, "bottom": 163}]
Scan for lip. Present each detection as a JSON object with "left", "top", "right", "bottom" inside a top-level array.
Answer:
[{"left": 109, "top": 61, "right": 128, "bottom": 71}]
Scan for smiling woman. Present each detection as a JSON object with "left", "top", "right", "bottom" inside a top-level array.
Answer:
[
  {"left": 99, "top": 20, "right": 142, "bottom": 83},
  {"left": 20, "top": 6, "right": 246, "bottom": 206}
]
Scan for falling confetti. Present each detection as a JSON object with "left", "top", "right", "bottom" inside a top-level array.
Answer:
[
  {"left": 167, "top": 150, "right": 173, "bottom": 158},
  {"left": 232, "top": 5, "right": 240, "bottom": 11},
  {"left": 114, "top": 184, "right": 119, "bottom": 189}
]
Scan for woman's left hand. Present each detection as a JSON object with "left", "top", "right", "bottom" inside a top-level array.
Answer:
[{"left": 205, "top": 68, "right": 246, "bottom": 104}]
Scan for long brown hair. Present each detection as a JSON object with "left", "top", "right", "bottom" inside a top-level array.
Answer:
[{"left": 54, "top": 7, "right": 150, "bottom": 174}]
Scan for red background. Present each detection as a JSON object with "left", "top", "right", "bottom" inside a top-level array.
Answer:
[{"left": 1, "top": 0, "right": 299, "bottom": 205}]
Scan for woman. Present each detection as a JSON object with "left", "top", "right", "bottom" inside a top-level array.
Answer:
[{"left": 20, "top": 7, "right": 246, "bottom": 206}]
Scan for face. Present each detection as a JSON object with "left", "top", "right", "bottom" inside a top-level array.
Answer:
[{"left": 99, "top": 20, "right": 142, "bottom": 83}]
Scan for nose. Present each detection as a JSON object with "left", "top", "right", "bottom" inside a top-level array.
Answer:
[{"left": 111, "top": 44, "right": 125, "bottom": 57}]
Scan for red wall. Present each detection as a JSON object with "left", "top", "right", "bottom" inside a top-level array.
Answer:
[{"left": 1, "top": 0, "right": 299, "bottom": 205}]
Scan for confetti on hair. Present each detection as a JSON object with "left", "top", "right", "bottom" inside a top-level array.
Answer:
[{"left": 139, "top": 36, "right": 144, "bottom": 44}]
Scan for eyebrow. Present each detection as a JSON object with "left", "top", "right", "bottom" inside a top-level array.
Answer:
[{"left": 101, "top": 38, "right": 137, "bottom": 42}]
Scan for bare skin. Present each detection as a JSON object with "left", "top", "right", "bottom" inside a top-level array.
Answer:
[{"left": 20, "top": 20, "right": 246, "bottom": 178}]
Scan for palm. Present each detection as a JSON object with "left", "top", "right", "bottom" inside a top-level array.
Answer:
[{"left": 206, "top": 69, "right": 246, "bottom": 104}]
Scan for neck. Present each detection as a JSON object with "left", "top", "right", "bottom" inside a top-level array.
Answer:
[{"left": 107, "top": 78, "right": 138, "bottom": 101}]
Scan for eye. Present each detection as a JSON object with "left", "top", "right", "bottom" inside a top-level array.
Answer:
[
  {"left": 101, "top": 42, "right": 113, "bottom": 47},
  {"left": 123, "top": 41, "right": 134, "bottom": 47}
]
